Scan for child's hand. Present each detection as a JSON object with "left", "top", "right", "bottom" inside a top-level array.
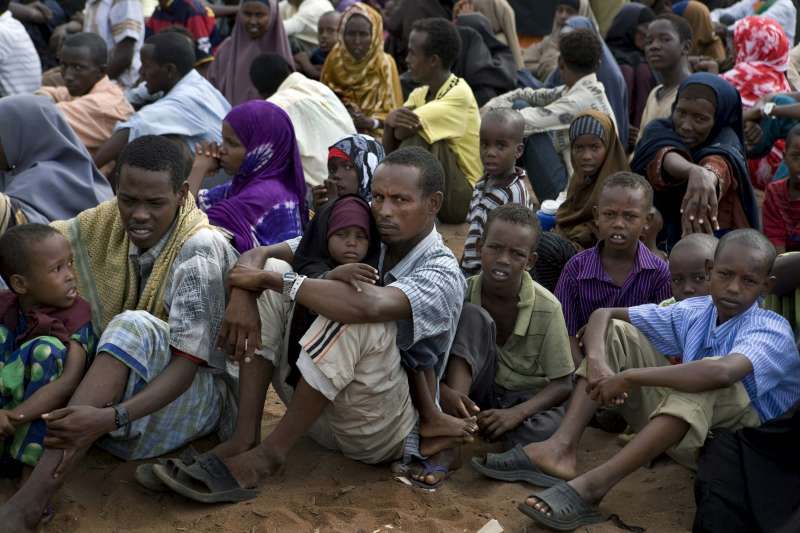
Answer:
[
  {"left": 440, "top": 384, "right": 480, "bottom": 418},
  {"left": 0, "top": 410, "right": 16, "bottom": 438},
  {"left": 586, "top": 373, "right": 630, "bottom": 407},
  {"left": 477, "top": 406, "right": 525, "bottom": 441},
  {"left": 326, "top": 263, "right": 379, "bottom": 292}
]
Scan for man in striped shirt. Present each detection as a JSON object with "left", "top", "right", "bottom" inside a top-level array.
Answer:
[
  {"left": 555, "top": 173, "right": 671, "bottom": 366},
  {"left": 0, "top": 0, "right": 42, "bottom": 96},
  {"left": 512, "top": 229, "right": 800, "bottom": 530},
  {"left": 461, "top": 109, "right": 536, "bottom": 276}
]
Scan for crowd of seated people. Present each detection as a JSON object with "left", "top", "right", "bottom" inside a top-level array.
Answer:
[{"left": 0, "top": 1, "right": 799, "bottom": 531}]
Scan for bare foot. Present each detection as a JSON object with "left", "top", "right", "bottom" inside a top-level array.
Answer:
[
  {"left": 222, "top": 445, "right": 284, "bottom": 489},
  {"left": 523, "top": 440, "right": 579, "bottom": 481},
  {"left": 208, "top": 436, "right": 259, "bottom": 460},
  {"left": 525, "top": 475, "right": 604, "bottom": 515},
  {"left": 420, "top": 434, "right": 473, "bottom": 457},
  {"left": 419, "top": 411, "right": 478, "bottom": 439},
  {"left": 0, "top": 500, "right": 42, "bottom": 532},
  {"left": 410, "top": 448, "right": 462, "bottom": 487}
]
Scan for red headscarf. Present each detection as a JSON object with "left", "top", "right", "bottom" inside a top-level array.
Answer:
[{"left": 721, "top": 16, "right": 790, "bottom": 107}]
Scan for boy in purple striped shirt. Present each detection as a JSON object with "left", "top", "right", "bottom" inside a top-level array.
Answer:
[{"left": 555, "top": 172, "right": 671, "bottom": 365}]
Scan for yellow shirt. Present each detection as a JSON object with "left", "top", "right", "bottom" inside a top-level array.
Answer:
[{"left": 405, "top": 74, "right": 482, "bottom": 186}]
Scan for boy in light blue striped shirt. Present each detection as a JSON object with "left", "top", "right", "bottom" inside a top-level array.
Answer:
[{"left": 498, "top": 229, "right": 800, "bottom": 530}]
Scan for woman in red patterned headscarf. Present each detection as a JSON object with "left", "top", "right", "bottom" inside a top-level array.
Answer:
[{"left": 722, "top": 16, "right": 790, "bottom": 189}]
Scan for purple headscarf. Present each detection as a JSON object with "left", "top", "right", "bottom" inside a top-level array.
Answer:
[
  {"left": 205, "top": 101, "right": 308, "bottom": 252},
  {"left": 207, "top": 0, "right": 294, "bottom": 106}
]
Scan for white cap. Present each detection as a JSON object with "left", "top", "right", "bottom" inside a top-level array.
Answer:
[{"left": 540, "top": 199, "right": 559, "bottom": 215}]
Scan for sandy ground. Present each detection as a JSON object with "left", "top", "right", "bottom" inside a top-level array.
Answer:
[{"left": 0, "top": 223, "right": 697, "bottom": 532}]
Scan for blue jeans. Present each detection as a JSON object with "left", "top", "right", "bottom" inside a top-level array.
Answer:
[{"left": 513, "top": 99, "right": 568, "bottom": 201}]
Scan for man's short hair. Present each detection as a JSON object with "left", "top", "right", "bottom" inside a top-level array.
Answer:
[
  {"left": 653, "top": 13, "right": 693, "bottom": 44},
  {"left": 601, "top": 171, "right": 654, "bottom": 207},
  {"left": 559, "top": 28, "right": 602, "bottom": 75},
  {"left": 382, "top": 147, "right": 444, "bottom": 197},
  {"left": 63, "top": 32, "right": 109, "bottom": 67},
  {"left": 145, "top": 32, "right": 196, "bottom": 76},
  {"left": 117, "top": 135, "right": 188, "bottom": 191},
  {"left": 249, "top": 53, "right": 293, "bottom": 97},
  {"left": 411, "top": 17, "right": 461, "bottom": 69},
  {"left": 0, "top": 224, "right": 62, "bottom": 283},
  {"left": 715, "top": 229, "right": 777, "bottom": 275},
  {"left": 484, "top": 203, "right": 541, "bottom": 248}
]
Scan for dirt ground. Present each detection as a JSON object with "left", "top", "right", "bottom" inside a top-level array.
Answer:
[{"left": 0, "top": 223, "right": 697, "bottom": 532}]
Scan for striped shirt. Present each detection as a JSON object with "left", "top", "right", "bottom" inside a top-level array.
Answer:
[
  {"left": 556, "top": 241, "right": 671, "bottom": 336},
  {"left": 84, "top": 0, "right": 145, "bottom": 88},
  {"left": 0, "top": 12, "right": 41, "bottom": 96},
  {"left": 461, "top": 167, "right": 535, "bottom": 276},
  {"left": 630, "top": 296, "right": 800, "bottom": 421},
  {"left": 145, "top": 0, "right": 221, "bottom": 55},
  {"left": 380, "top": 228, "right": 466, "bottom": 374}
]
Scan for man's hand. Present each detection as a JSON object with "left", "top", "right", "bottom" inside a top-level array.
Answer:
[
  {"left": 43, "top": 406, "right": 115, "bottom": 448},
  {"left": 440, "top": 383, "right": 480, "bottom": 418},
  {"left": 586, "top": 372, "right": 630, "bottom": 407},
  {"left": 385, "top": 108, "right": 420, "bottom": 130},
  {"left": 681, "top": 165, "right": 719, "bottom": 236},
  {"left": 43, "top": 405, "right": 115, "bottom": 478},
  {"left": 0, "top": 410, "right": 17, "bottom": 438},
  {"left": 326, "top": 263, "right": 379, "bottom": 292},
  {"left": 477, "top": 406, "right": 525, "bottom": 441},
  {"left": 217, "top": 286, "right": 262, "bottom": 363},
  {"left": 226, "top": 263, "right": 268, "bottom": 292}
]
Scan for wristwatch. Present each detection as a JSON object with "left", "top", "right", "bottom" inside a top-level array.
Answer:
[
  {"left": 282, "top": 271, "right": 298, "bottom": 299},
  {"left": 112, "top": 404, "right": 129, "bottom": 429},
  {"left": 762, "top": 102, "right": 777, "bottom": 118}
]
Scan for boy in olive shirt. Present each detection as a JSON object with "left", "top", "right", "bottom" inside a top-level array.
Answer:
[{"left": 440, "top": 204, "right": 574, "bottom": 447}]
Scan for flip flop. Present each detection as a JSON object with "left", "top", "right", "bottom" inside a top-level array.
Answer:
[
  {"left": 152, "top": 453, "right": 258, "bottom": 503},
  {"left": 517, "top": 481, "right": 605, "bottom": 531},
  {"left": 470, "top": 444, "right": 564, "bottom": 487},
  {"left": 134, "top": 446, "right": 202, "bottom": 492},
  {"left": 408, "top": 460, "right": 451, "bottom": 491}
]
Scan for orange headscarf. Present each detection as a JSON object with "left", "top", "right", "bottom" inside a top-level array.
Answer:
[{"left": 320, "top": 3, "right": 402, "bottom": 126}]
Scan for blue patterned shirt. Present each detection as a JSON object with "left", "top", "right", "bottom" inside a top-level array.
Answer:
[{"left": 629, "top": 295, "right": 800, "bottom": 421}]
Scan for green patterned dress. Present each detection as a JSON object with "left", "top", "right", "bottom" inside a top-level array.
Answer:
[{"left": 0, "top": 319, "right": 96, "bottom": 466}]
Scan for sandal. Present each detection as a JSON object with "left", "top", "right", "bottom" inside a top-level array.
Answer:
[
  {"left": 134, "top": 446, "right": 201, "bottom": 492},
  {"left": 471, "top": 444, "right": 563, "bottom": 487},
  {"left": 517, "top": 481, "right": 605, "bottom": 531},
  {"left": 409, "top": 460, "right": 451, "bottom": 491},
  {"left": 152, "top": 452, "right": 258, "bottom": 503}
]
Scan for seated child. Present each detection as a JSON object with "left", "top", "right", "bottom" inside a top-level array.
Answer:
[
  {"left": 663, "top": 232, "right": 718, "bottom": 305},
  {"left": 555, "top": 111, "right": 630, "bottom": 250},
  {"left": 205, "top": 195, "right": 384, "bottom": 456},
  {"left": 295, "top": 10, "right": 341, "bottom": 80},
  {"left": 555, "top": 172, "right": 671, "bottom": 366},
  {"left": 461, "top": 109, "right": 536, "bottom": 276},
  {"left": 510, "top": 229, "right": 800, "bottom": 530},
  {"left": 763, "top": 124, "right": 800, "bottom": 253},
  {"left": 0, "top": 224, "right": 94, "bottom": 478},
  {"left": 444, "top": 204, "right": 574, "bottom": 450},
  {"left": 640, "top": 207, "right": 668, "bottom": 262}
]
